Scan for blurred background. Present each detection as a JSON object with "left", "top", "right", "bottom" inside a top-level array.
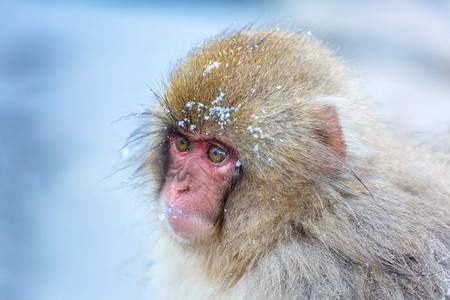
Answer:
[{"left": 1, "top": 0, "right": 449, "bottom": 299}]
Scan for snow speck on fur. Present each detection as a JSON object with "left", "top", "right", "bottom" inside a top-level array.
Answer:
[{"left": 203, "top": 61, "right": 221, "bottom": 76}]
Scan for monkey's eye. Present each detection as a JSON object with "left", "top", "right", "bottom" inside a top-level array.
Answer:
[
  {"left": 208, "top": 145, "right": 227, "bottom": 163},
  {"left": 175, "top": 135, "right": 189, "bottom": 152}
]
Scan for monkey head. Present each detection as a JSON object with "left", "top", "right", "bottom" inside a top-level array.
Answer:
[{"left": 147, "top": 29, "right": 363, "bottom": 243}]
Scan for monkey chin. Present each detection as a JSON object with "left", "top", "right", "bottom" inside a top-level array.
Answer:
[{"left": 158, "top": 196, "right": 217, "bottom": 242}]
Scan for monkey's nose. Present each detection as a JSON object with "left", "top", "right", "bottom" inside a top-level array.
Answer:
[
  {"left": 172, "top": 181, "right": 193, "bottom": 196},
  {"left": 178, "top": 186, "right": 190, "bottom": 193}
]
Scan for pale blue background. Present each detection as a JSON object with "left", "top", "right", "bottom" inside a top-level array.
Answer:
[{"left": 1, "top": 1, "right": 449, "bottom": 299}]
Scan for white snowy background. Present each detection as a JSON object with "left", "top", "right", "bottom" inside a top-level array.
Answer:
[{"left": 1, "top": 0, "right": 449, "bottom": 299}]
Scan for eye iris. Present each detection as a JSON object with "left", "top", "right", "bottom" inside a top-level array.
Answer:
[
  {"left": 208, "top": 145, "right": 227, "bottom": 163},
  {"left": 175, "top": 136, "right": 189, "bottom": 151}
]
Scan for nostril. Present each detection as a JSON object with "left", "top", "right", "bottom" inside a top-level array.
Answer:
[{"left": 176, "top": 186, "right": 190, "bottom": 194}]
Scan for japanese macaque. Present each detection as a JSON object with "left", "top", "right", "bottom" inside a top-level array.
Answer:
[{"left": 139, "top": 28, "right": 450, "bottom": 299}]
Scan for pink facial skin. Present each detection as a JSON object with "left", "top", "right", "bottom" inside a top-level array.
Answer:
[{"left": 160, "top": 132, "right": 239, "bottom": 240}]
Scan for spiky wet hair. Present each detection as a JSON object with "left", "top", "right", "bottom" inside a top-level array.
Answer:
[{"left": 149, "top": 28, "right": 362, "bottom": 188}]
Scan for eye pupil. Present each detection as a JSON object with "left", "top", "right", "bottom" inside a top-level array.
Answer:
[
  {"left": 175, "top": 135, "right": 189, "bottom": 151},
  {"left": 208, "top": 145, "right": 227, "bottom": 163}
]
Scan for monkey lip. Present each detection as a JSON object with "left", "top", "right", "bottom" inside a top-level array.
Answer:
[{"left": 163, "top": 205, "right": 215, "bottom": 240}]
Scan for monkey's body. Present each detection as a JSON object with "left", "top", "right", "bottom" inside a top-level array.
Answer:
[{"left": 143, "top": 29, "right": 450, "bottom": 299}]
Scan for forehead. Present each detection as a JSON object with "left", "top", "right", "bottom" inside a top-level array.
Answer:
[{"left": 173, "top": 129, "right": 235, "bottom": 147}]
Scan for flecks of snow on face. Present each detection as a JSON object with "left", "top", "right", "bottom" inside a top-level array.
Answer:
[
  {"left": 235, "top": 160, "right": 242, "bottom": 167},
  {"left": 186, "top": 101, "right": 195, "bottom": 110},
  {"left": 177, "top": 117, "right": 196, "bottom": 130},
  {"left": 211, "top": 88, "right": 226, "bottom": 105},
  {"left": 250, "top": 88, "right": 256, "bottom": 94},
  {"left": 207, "top": 88, "right": 242, "bottom": 129},
  {"left": 247, "top": 125, "right": 271, "bottom": 139},
  {"left": 276, "top": 85, "right": 282, "bottom": 90},
  {"left": 254, "top": 127, "right": 270, "bottom": 139},
  {"left": 296, "top": 99, "right": 301, "bottom": 103},
  {"left": 254, "top": 127, "right": 263, "bottom": 134},
  {"left": 253, "top": 144, "right": 259, "bottom": 152},
  {"left": 251, "top": 114, "right": 266, "bottom": 124},
  {"left": 203, "top": 61, "right": 221, "bottom": 76},
  {"left": 162, "top": 106, "right": 170, "bottom": 113}
]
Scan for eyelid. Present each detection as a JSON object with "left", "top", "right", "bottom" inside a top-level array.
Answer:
[{"left": 209, "top": 140, "right": 228, "bottom": 150}]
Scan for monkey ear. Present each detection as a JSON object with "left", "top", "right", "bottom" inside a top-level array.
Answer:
[{"left": 314, "top": 105, "right": 347, "bottom": 174}]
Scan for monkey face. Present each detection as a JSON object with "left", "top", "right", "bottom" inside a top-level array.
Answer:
[{"left": 159, "top": 131, "right": 239, "bottom": 241}]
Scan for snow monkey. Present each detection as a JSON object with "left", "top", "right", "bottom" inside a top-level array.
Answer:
[{"left": 139, "top": 28, "right": 450, "bottom": 299}]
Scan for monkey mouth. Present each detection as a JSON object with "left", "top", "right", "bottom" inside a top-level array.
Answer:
[
  {"left": 159, "top": 197, "right": 215, "bottom": 240},
  {"left": 167, "top": 205, "right": 190, "bottom": 218}
]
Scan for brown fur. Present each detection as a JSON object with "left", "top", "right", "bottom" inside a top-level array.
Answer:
[{"left": 141, "top": 28, "right": 450, "bottom": 299}]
